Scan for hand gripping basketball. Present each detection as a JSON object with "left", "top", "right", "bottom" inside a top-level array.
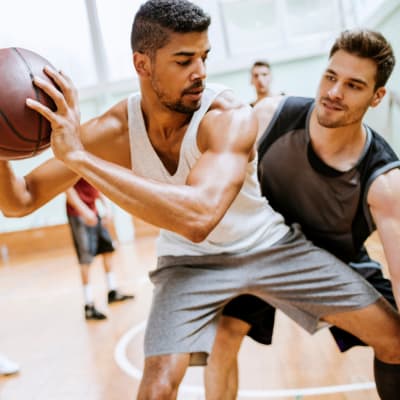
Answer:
[{"left": 26, "top": 65, "right": 84, "bottom": 163}]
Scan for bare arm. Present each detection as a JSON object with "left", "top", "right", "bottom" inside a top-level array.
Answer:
[
  {"left": 27, "top": 68, "right": 257, "bottom": 242},
  {"left": 252, "top": 95, "right": 284, "bottom": 140},
  {"left": 59, "top": 107, "right": 255, "bottom": 242},
  {"left": 65, "top": 187, "right": 97, "bottom": 226},
  {"left": 368, "top": 168, "right": 400, "bottom": 309},
  {"left": 0, "top": 99, "right": 130, "bottom": 217}
]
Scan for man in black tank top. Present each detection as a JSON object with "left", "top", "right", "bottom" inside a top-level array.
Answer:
[{"left": 208, "top": 29, "right": 400, "bottom": 400}]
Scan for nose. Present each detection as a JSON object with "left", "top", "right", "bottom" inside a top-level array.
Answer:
[
  {"left": 190, "top": 58, "right": 206, "bottom": 81},
  {"left": 327, "top": 82, "right": 344, "bottom": 100}
]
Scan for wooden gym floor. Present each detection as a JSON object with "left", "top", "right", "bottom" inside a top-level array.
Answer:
[{"left": 0, "top": 229, "right": 386, "bottom": 400}]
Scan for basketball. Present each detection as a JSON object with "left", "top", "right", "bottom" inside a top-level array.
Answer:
[{"left": 0, "top": 47, "right": 57, "bottom": 160}]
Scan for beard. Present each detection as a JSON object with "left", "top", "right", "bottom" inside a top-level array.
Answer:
[
  {"left": 316, "top": 97, "right": 366, "bottom": 128},
  {"left": 152, "top": 78, "right": 204, "bottom": 114}
]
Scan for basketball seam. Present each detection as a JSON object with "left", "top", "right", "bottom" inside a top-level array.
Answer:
[
  {"left": 13, "top": 47, "right": 45, "bottom": 154},
  {"left": 0, "top": 109, "right": 38, "bottom": 143}
]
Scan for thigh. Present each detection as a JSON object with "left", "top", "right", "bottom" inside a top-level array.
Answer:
[
  {"left": 248, "top": 226, "right": 381, "bottom": 334},
  {"left": 323, "top": 296, "right": 400, "bottom": 350},
  {"left": 145, "top": 262, "right": 243, "bottom": 366},
  {"left": 68, "top": 215, "right": 93, "bottom": 264}
]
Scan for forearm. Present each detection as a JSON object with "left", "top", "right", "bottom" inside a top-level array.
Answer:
[
  {"left": 65, "top": 151, "right": 224, "bottom": 241},
  {"left": 0, "top": 159, "right": 79, "bottom": 217}
]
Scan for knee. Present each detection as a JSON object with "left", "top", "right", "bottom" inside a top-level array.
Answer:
[
  {"left": 373, "top": 317, "right": 400, "bottom": 362},
  {"left": 137, "top": 380, "right": 178, "bottom": 400}
]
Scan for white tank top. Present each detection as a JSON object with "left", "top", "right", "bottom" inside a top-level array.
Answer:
[{"left": 127, "top": 84, "right": 289, "bottom": 256}]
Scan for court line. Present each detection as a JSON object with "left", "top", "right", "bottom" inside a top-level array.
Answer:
[
  {"left": 114, "top": 321, "right": 376, "bottom": 398},
  {"left": 0, "top": 274, "right": 150, "bottom": 303}
]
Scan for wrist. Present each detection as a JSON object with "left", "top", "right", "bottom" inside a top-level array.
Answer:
[{"left": 64, "top": 149, "right": 89, "bottom": 170}]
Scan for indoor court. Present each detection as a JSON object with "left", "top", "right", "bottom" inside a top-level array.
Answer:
[{"left": 0, "top": 225, "right": 385, "bottom": 400}]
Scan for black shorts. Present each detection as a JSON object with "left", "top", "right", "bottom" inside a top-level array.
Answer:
[
  {"left": 67, "top": 215, "right": 115, "bottom": 265},
  {"left": 222, "top": 262, "right": 396, "bottom": 351}
]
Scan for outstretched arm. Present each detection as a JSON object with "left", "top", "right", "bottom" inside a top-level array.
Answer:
[
  {"left": 368, "top": 168, "right": 400, "bottom": 309},
  {"left": 26, "top": 68, "right": 257, "bottom": 242}
]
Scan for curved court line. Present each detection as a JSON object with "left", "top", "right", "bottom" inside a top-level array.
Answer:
[{"left": 114, "top": 321, "right": 376, "bottom": 398}]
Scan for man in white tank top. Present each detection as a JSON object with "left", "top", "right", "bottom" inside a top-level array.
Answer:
[{"left": 1, "top": 1, "right": 400, "bottom": 399}]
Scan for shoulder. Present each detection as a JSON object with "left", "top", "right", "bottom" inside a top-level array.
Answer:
[
  {"left": 82, "top": 99, "right": 128, "bottom": 144},
  {"left": 199, "top": 103, "right": 256, "bottom": 153},
  {"left": 253, "top": 95, "right": 285, "bottom": 138},
  {"left": 368, "top": 168, "right": 400, "bottom": 212},
  {"left": 209, "top": 89, "right": 247, "bottom": 111},
  {"left": 80, "top": 99, "right": 131, "bottom": 166}
]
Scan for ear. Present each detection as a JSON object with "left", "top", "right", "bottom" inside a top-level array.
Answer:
[
  {"left": 371, "top": 87, "right": 386, "bottom": 108},
  {"left": 133, "top": 52, "right": 151, "bottom": 78}
]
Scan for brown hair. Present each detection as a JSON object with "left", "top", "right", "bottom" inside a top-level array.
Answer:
[
  {"left": 252, "top": 60, "right": 271, "bottom": 70},
  {"left": 329, "top": 29, "right": 395, "bottom": 89}
]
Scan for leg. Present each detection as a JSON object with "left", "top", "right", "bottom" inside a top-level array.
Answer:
[
  {"left": 79, "top": 263, "right": 90, "bottom": 286},
  {"left": 97, "top": 221, "right": 134, "bottom": 302},
  {"left": 137, "top": 354, "right": 190, "bottom": 400},
  {"left": 101, "top": 251, "right": 114, "bottom": 274},
  {"left": 323, "top": 297, "right": 400, "bottom": 400},
  {"left": 205, "top": 316, "right": 250, "bottom": 400}
]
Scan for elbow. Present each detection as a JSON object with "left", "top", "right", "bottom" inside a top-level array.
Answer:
[
  {"left": 1, "top": 202, "right": 35, "bottom": 218},
  {"left": 2, "top": 208, "right": 32, "bottom": 218},
  {"left": 181, "top": 216, "right": 215, "bottom": 243}
]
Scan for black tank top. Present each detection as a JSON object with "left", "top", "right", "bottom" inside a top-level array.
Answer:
[{"left": 258, "top": 96, "right": 400, "bottom": 263}]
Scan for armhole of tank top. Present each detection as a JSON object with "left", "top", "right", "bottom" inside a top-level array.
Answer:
[
  {"left": 362, "top": 160, "right": 400, "bottom": 230},
  {"left": 127, "top": 94, "right": 139, "bottom": 169}
]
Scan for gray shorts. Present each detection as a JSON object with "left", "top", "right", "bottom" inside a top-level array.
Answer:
[
  {"left": 67, "top": 215, "right": 115, "bottom": 265},
  {"left": 145, "top": 225, "right": 380, "bottom": 365}
]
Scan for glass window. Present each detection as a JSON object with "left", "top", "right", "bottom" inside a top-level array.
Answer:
[
  {"left": 285, "top": 0, "right": 341, "bottom": 37},
  {"left": 219, "top": 0, "right": 281, "bottom": 56},
  {"left": 0, "top": 0, "right": 97, "bottom": 88},
  {"left": 96, "top": 0, "right": 142, "bottom": 82}
]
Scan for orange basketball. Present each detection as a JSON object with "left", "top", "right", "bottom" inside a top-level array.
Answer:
[{"left": 0, "top": 47, "right": 56, "bottom": 160}]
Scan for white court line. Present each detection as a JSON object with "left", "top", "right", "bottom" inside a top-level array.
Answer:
[
  {"left": 0, "top": 274, "right": 150, "bottom": 303},
  {"left": 114, "top": 321, "right": 376, "bottom": 398}
]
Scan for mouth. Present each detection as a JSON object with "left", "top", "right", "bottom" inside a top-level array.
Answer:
[
  {"left": 321, "top": 99, "right": 345, "bottom": 111},
  {"left": 183, "top": 88, "right": 204, "bottom": 101}
]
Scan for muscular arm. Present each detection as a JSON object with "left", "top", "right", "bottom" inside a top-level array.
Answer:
[
  {"left": 61, "top": 106, "right": 256, "bottom": 242},
  {"left": 368, "top": 168, "right": 400, "bottom": 309}
]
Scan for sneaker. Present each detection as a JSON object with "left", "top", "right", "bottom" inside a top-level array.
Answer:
[
  {"left": 108, "top": 290, "right": 135, "bottom": 304},
  {"left": 84, "top": 304, "right": 107, "bottom": 320},
  {"left": 0, "top": 354, "right": 19, "bottom": 376}
]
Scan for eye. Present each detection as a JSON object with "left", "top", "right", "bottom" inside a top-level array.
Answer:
[
  {"left": 176, "top": 60, "right": 191, "bottom": 66},
  {"left": 348, "top": 82, "right": 361, "bottom": 90},
  {"left": 325, "top": 74, "right": 336, "bottom": 82}
]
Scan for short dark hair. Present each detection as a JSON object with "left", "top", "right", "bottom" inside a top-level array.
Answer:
[
  {"left": 329, "top": 29, "right": 395, "bottom": 89},
  {"left": 131, "top": 0, "right": 211, "bottom": 57},
  {"left": 252, "top": 60, "right": 271, "bottom": 70}
]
